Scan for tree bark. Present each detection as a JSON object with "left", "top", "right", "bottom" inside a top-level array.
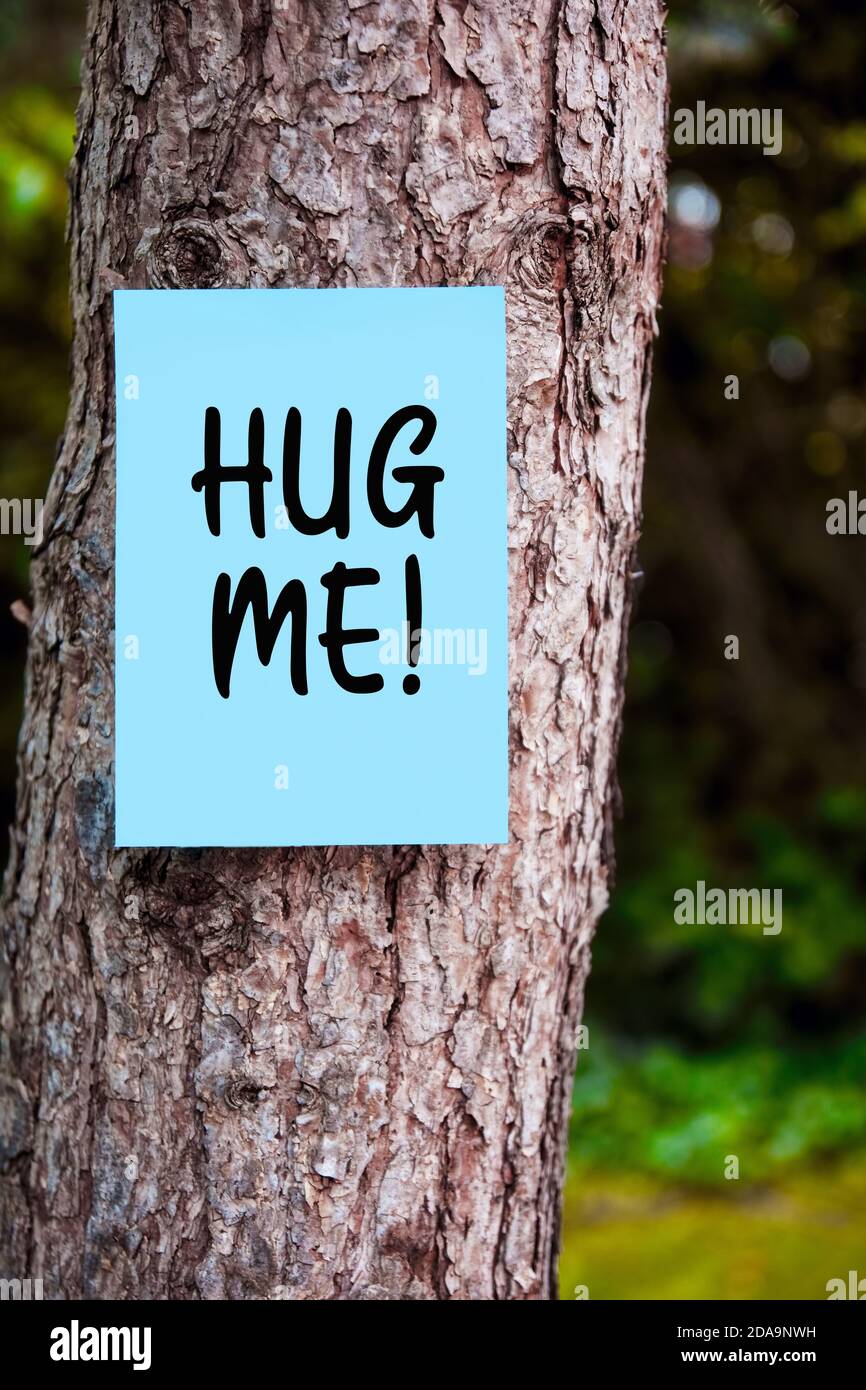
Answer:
[{"left": 0, "top": 0, "right": 666, "bottom": 1300}]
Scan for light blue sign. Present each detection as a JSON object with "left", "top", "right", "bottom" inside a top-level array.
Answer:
[{"left": 114, "top": 287, "right": 507, "bottom": 846}]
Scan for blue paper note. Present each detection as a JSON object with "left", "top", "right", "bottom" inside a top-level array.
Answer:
[{"left": 113, "top": 287, "right": 508, "bottom": 847}]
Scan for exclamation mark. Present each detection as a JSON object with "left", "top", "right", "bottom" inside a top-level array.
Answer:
[{"left": 403, "top": 554, "right": 421, "bottom": 694}]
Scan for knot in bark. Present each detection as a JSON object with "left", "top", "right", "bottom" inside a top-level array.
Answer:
[
  {"left": 510, "top": 213, "right": 569, "bottom": 296},
  {"left": 149, "top": 219, "right": 238, "bottom": 289},
  {"left": 223, "top": 1075, "right": 267, "bottom": 1110},
  {"left": 126, "top": 854, "right": 250, "bottom": 963}
]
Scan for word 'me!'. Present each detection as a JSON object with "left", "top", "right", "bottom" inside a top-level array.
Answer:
[{"left": 191, "top": 404, "right": 442, "bottom": 698}]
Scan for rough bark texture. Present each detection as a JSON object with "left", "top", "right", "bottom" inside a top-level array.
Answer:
[{"left": 0, "top": 0, "right": 666, "bottom": 1299}]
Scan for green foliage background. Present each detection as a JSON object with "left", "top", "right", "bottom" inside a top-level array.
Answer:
[
  {"left": 0, "top": 0, "right": 862, "bottom": 1300},
  {"left": 564, "top": 0, "right": 866, "bottom": 1299}
]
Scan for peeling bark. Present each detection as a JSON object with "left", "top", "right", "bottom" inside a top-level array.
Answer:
[{"left": 0, "top": 0, "right": 666, "bottom": 1300}]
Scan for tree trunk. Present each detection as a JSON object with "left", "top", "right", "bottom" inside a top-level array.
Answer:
[{"left": 0, "top": 0, "right": 666, "bottom": 1300}]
